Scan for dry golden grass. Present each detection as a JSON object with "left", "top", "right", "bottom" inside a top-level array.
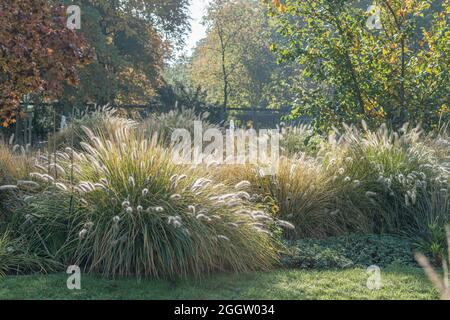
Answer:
[
  {"left": 213, "top": 156, "right": 342, "bottom": 238},
  {"left": 0, "top": 142, "right": 33, "bottom": 184},
  {"left": 17, "top": 128, "right": 281, "bottom": 278}
]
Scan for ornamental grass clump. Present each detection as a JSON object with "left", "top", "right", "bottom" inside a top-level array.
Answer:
[
  {"left": 263, "top": 156, "right": 340, "bottom": 239},
  {"left": 0, "top": 142, "right": 35, "bottom": 219},
  {"left": 280, "top": 124, "right": 323, "bottom": 157},
  {"left": 140, "top": 108, "right": 220, "bottom": 146},
  {"left": 321, "top": 122, "right": 449, "bottom": 234},
  {"left": 228, "top": 123, "right": 449, "bottom": 240},
  {"left": 0, "top": 231, "right": 57, "bottom": 276},
  {"left": 213, "top": 122, "right": 449, "bottom": 241},
  {"left": 0, "top": 142, "right": 33, "bottom": 184},
  {"left": 410, "top": 187, "right": 450, "bottom": 264},
  {"left": 213, "top": 157, "right": 339, "bottom": 239},
  {"left": 16, "top": 126, "right": 282, "bottom": 278},
  {"left": 49, "top": 107, "right": 136, "bottom": 150}
]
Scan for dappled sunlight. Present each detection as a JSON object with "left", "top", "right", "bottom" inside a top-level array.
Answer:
[{"left": 0, "top": 0, "right": 448, "bottom": 302}]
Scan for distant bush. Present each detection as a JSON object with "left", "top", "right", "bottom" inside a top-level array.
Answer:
[
  {"left": 283, "top": 234, "right": 416, "bottom": 269},
  {"left": 140, "top": 108, "right": 220, "bottom": 145},
  {"left": 280, "top": 124, "right": 323, "bottom": 157},
  {"left": 48, "top": 108, "right": 136, "bottom": 150}
]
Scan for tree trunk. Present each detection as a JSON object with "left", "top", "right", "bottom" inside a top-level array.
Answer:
[
  {"left": 220, "top": 42, "right": 228, "bottom": 112},
  {"left": 399, "top": 35, "right": 407, "bottom": 123}
]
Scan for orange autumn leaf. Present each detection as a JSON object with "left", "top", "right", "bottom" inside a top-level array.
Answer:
[
  {"left": 0, "top": 0, "right": 94, "bottom": 125},
  {"left": 272, "top": 0, "right": 287, "bottom": 13}
]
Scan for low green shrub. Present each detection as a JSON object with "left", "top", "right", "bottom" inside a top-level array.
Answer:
[
  {"left": 413, "top": 223, "right": 450, "bottom": 266},
  {"left": 283, "top": 234, "right": 416, "bottom": 269},
  {"left": 415, "top": 226, "right": 450, "bottom": 300},
  {"left": 280, "top": 124, "right": 323, "bottom": 157}
]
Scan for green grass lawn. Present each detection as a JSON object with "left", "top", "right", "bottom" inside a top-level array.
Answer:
[{"left": 0, "top": 267, "right": 437, "bottom": 300}]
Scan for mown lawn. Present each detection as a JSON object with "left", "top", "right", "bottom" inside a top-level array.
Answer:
[{"left": 0, "top": 266, "right": 437, "bottom": 300}]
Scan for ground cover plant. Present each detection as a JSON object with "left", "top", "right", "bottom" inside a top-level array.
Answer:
[{"left": 283, "top": 234, "right": 416, "bottom": 269}]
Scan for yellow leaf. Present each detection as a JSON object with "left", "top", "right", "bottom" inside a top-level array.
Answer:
[{"left": 272, "top": 0, "right": 287, "bottom": 13}]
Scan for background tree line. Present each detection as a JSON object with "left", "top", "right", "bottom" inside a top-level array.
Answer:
[
  {"left": 0, "top": 0, "right": 190, "bottom": 140},
  {"left": 173, "top": 0, "right": 298, "bottom": 112},
  {"left": 1, "top": 0, "right": 448, "bottom": 136},
  {"left": 174, "top": 0, "right": 448, "bottom": 131},
  {"left": 268, "top": 0, "right": 449, "bottom": 130}
]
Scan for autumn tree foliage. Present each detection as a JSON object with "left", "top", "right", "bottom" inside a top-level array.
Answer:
[
  {"left": 0, "top": 0, "right": 93, "bottom": 127},
  {"left": 58, "top": 0, "right": 190, "bottom": 106},
  {"left": 189, "top": 0, "right": 293, "bottom": 110},
  {"left": 268, "top": 0, "right": 449, "bottom": 130}
]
